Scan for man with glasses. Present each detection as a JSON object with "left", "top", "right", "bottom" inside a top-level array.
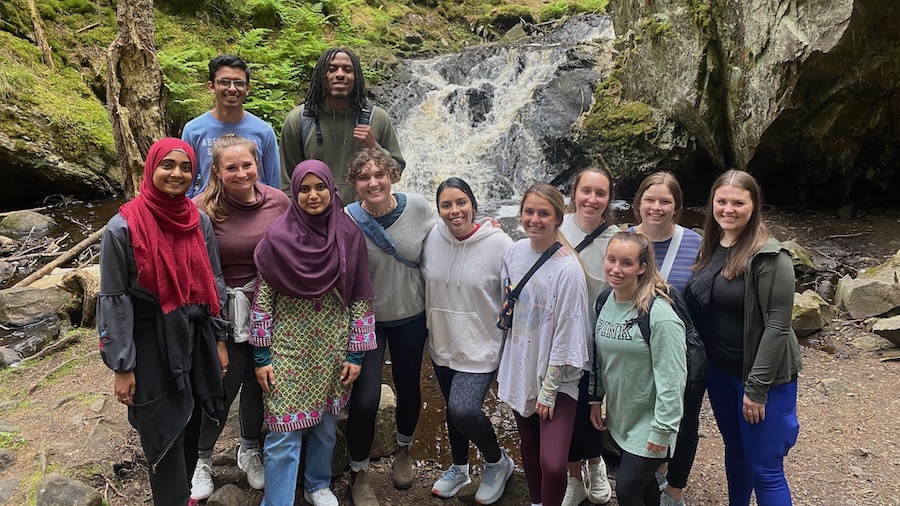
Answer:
[
  {"left": 182, "top": 55, "right": 280, "bottom": 197},
  {"left": 280, "top": 48, "right": 405, "bottom": 203}
]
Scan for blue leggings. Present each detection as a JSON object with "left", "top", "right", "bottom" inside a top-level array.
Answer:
[{"left": 706, "top": 367, "right": 799, "bottom": 506}]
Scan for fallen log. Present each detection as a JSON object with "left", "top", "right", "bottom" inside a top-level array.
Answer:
[{"left": 13, "top": 226, "right": 105, "bottom": 288}]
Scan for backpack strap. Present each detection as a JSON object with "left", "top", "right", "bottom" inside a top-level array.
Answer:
[
  {"left": 347, "top": 202, "right": 420, "bottom": 269},
  {"left": 658, "top": 225, "right": 685, "bottom": 280},
  {"left": 637, "top": 296, "right": 654, "bottom": 345},
  {"left": 574, "top": 222, "right": 611, "bottom": 253},
  {"left": 357, "top": 104, "right": 375, "bottom": 125}
]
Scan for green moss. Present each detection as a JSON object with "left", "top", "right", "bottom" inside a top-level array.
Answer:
[
  {"left": 539, "top": 0, "right": 607, "bottom": 22},
  {"left": 639, "top": 14, "right": 672, "bottom": 43},
  {"left": 580, "top": 74, "right": 656, "bottom": 150},
  {"left": 0, "top": 431, "right": 27, "bottom": 450}
]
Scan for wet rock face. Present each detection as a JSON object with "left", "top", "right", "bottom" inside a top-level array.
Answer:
[{"left": 604, "top": 0, "right": 900, "bottom": 206}]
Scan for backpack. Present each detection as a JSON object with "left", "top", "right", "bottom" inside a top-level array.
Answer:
[
  {"left": 594, "top": 287, "right": 711, "bottom": 398},
  {"left": 297, "top": 103, "right": 375, "bottom": 159}
]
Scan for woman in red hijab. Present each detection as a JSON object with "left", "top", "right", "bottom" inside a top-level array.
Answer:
[{"left": 98, "top": 138, "right": 227, "bottom": 506}]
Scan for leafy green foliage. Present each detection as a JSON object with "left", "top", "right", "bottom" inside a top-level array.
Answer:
[{"left": 539, "top": 0, "right": 607, "bottom": 22}]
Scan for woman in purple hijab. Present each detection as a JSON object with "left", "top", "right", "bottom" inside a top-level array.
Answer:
[{"left": 250, "top": 160, "right": 376, "bottom": 506}]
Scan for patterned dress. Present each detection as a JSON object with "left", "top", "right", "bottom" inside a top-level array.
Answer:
[{"left": 250, "top": 278, "right": 376, "bottom": 432}]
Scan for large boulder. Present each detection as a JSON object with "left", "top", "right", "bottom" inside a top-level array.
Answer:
[
  {"left": 871, "top": 315, "right": 900, "bottom": 347},
  {"left": 835, "top": 249, "right": 900, "bottom": 319},
  {"left": 35, "top": 473, "right": 102, "bottom": 506},
  {"left": 592, "top": 0, "right": 900, "bottom": 205},
  {"left": 0, "top": 284, "right": 75, "bottom": 327},
  {"left": 792, "top": 290, "right": 833, "bottom": 337},
  {"left": 0, "top": 211, "right": 55, "bottom": 235}
]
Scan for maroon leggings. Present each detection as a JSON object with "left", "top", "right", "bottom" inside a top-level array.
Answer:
[{"left": 513, "top": 393, "right": 578, "bottom": 506}]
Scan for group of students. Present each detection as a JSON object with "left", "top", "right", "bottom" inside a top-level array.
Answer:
[{"left": 95, "top": 48, "right": 800, "bottom": 506}]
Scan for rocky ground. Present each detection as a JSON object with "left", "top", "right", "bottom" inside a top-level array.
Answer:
[{"left": 1, "top": 209, "right": 900, "bottom": 506}]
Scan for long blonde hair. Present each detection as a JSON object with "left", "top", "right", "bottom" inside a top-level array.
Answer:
[
  {"left": 521, "top": 183, "right": 578, "bottom": 254},
  {"left": 695, "top": 169, "right": 769, "bottom": 279},
  {"left": 197, "top": 134, "right": 258, "bottom": 223},
  {"left": 609, "top": 231, "right": 671, "bottom": 314}
]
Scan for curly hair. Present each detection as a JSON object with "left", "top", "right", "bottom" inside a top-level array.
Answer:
[
  {"left": 346, "top": 148, "right": 400, "bottom": 185},
  {"left": 304, "top": 48, "right": 368, "bottom": 115}
]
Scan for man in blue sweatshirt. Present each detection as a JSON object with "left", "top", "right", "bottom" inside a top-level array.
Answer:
[{"left": 182, "top": 55, "right": 280, "bottom": 197}]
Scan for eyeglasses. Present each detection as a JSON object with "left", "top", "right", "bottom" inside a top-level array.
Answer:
[{"left": 214, "top": 79, "right": 248, "bottom": 90}]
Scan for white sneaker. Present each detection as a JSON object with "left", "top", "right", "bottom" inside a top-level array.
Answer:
[
  {"left": 475, "top": 451, "right": 514, "bottom": 505},
  {"left": 236, "top": 445, "right": 265, "bottom": 490},
  {"left": 584, "top": 460, "right": 612, "bottom": 504},
  {"left": 432, "top": 465, "right": 471, "bottom": 498},
  {"left": 190, "top": 457, "right": 214, "bottom": 500},
  {"left": 562, "top": 476, "right": 588, "bottom": 506},
  {"left": 304, "top": 488, "right": 339, "bottom": 506}
]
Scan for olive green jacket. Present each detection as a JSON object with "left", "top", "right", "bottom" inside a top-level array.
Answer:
[{"left": 741, "top": 236, "right": 803, "bottom": 403}]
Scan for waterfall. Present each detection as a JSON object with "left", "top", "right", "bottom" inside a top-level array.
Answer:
[{"left": 380, "top": 14, "right": 616, "bottom": 205}]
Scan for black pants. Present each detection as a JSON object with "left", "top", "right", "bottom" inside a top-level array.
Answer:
[
  {"left": 567, "top": 372, "right": 605, "bottom": 462},
  {"left": 145, "top": 402, "right": 202, "bottom": 505},
  {"left": 617, "top": 451, "right": 665, "bottom": 506},
  {"left": 432, "top": 363, "right": 501, "bottom": 465},
  {"left": 345, "top": 313, "right": 427, "bottom": 463},
  {"left": 665, "top": 384, "right": 706, "bottom": 488}
]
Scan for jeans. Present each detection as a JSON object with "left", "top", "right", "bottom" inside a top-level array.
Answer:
[
  {"left": 706, "top": 367, "right": 799, "bottom": 506},
  {"left": 261, "top": 413, "right": 338, "bottom": 506}
]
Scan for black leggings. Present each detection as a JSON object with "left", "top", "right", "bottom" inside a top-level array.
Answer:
[
  {"left": 346, "top": 313, "right": 427, "bottom": 463},
  {"left": 197, "top": 340, "right": 263, "bottom": 457},
  {"left": 432, "top": 363, "right": 501, "bottom": 465},
  {"left": 665, "top": 384, "right": 706, "bottom": 488},
  {"left": 568, "top": 373, "right": 604, "bottom": 462},
  {"left": 617, "top": 451, "right": 666, "bottom": 506}
]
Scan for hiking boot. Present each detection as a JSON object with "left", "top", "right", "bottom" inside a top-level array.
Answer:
[
  {"left": 660, "top": 489, "right": 686, "bottom": 506},
  {"left": 655, "top": 471, "right": 668, "bottom": 492},
  {"left": 236, "top": 445, "right": 265, "bottom": 490},
  {"left": 349, "top": 470, "right": 379, "bottom": 506},
  {"left": 584, "top": 460, "right": 612, "bottom": 504},
  {"left": 189, "top": 457, "right": 214, "bottom": 500},
  {"left": 475, "top": 451, "right": 514, "bottom": 505},
  {"left": 392, "top": 445, "right": 414, "bottom": 489},
  {"left": 431, "top": 465, "right": 471, "bottom": 498},
  {"left": 561, "top": 476, "right": 588, "bottom": 506},
  {"left": 304, "top": 488, "right": 339, "bottom": 506}
]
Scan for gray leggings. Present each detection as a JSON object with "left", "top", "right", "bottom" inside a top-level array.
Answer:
[
  {"left": 432, "top": 363, "right": 501, "bottom": 465},
  {"left": 196, "top": 340, "right": 263, "bottom": 457}
]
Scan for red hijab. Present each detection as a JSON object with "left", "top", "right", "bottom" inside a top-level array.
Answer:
[
  {"left": 254, "top": 160, "right": 374, "bottom": 305},
  {"left": 118, "top": 138, "right": 221, "bottom": 316}
]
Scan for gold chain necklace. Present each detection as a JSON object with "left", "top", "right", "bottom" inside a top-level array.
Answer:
[{"left": 363, "top": 195, "right": 396, "bottom": 217}]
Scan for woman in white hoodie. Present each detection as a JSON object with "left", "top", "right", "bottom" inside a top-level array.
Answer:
[{"left": 422, "top": 177, "right": 515, "bottom": 505}]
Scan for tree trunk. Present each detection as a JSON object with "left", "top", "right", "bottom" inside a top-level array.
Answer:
[
  {"left": 26, "top": 0, "right": 55, "bottom": 69},
  {"left": 106, "top": 0, "right": 167, "bottom": 199}
]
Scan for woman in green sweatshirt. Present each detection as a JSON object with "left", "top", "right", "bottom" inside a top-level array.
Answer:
[{"left": 589, "top": 232, "right": 687, "bottom": 506}]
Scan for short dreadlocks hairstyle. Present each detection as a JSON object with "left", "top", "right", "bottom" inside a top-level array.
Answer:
[{"left": 304, "top": 48, "right": 368, "bottom": 115}]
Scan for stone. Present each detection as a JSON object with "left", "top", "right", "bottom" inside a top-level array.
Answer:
[
  {"left": 0, "top": 419, "right": 18, "bottom": 433},
  {"left": 835, "top": 275, "right": 900, "bottom": 320},
  {"left": 36, "top": 472, "right": 102, "bottom": 506},
  {"left": 89, "top": 398, "right": 105, "bottom": 413},
  {"left": 782, "top": 241, "right": 819, "bottom": 272},
  {"left": 0, "top": 211, "right": 55, "bottom": 236},
  {"left": 0, "top": 449, "right": 15, "bottom": 472},
  {"left": 0, "top": 235, "right": 14, "bottom": 253},
  {"left": 0, "top": 285, "right": 75, "bottom": 327},
  {"left": 848, "top": 334, "right": 893, "bottom": 352},
  {"left": 0, "top": 473, "right": 22, "bottom": 504},
  {"left": 871, "top": 315, "right": 900, "bottom": 347},
  {"left": 207, "top": 483, "right": 249, "bottom": 506},
  {"left": 816, "top": 377, "right": 848, "bottom": 397},
  {"left": 792, "top": 290, "right": 833, "bottom": 337},
  {"left": 0, "top": 346, "right": 20, "bottom": 367}
]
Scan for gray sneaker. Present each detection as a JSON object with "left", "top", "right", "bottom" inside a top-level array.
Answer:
[
  {"left": 431, "top": 465, "right": 471, "bottom": 498},
  {"left": 655, "top": 471, "right": 668, "bottom": 491},
  {"left": 237, "top": 445, "right": 265, "bottom": 490},
  {"left": 190, "top": 457, "right": 214, "bottom": 500},
  {"left": 475, "top": 451, "right": 514, "bottom": 505},
  {"left": 660, "top": 489, "right": 686, "bottom": 506}
]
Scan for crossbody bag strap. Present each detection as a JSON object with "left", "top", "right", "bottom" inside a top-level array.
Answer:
[
  {"left": 347, "top": 202, "right": 420, "bottom": 269},
  {"left": 508, "top": 241, "right": 563, "bottom": 302},
  {"left": 659, "top": 225, "right": 684, "bottom": 280},
  {"left": 574, "top": 222, "right": 611, "bottom": 253}
]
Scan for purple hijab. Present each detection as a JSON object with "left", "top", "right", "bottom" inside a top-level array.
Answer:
[{"left": 253, "top": 160, "right": 374, "bottom": 305}]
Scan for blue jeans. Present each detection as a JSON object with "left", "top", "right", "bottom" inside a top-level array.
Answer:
[
  {"left": 706, "top": 367, "right": 799, "bottom": 506},
  {"left": 261, "top": 413, "right": 338, "bottom": 506}
]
